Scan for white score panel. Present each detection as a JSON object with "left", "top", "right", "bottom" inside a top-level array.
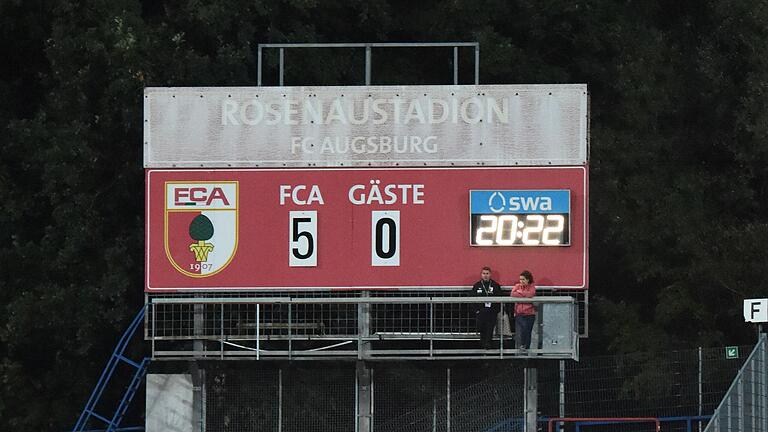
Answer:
[
  {"left": 371, "top": 211, "right": 400, "bottom": 266},
  {"left": 289, "top": 211, "right": 317, "bottom": 267}
]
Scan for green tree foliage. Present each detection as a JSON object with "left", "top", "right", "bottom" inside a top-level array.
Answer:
[
  {"left": 2, "top": 0, "right": 768, "bottom": 429},
  {"left": 587, "top": 1, "right": 768, "bottom": 351}
]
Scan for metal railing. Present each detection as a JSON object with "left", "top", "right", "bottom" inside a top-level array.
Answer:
[
  {"left": 146, "top": 295, "right": 578, "bottom": 361},
  {"left": 257, "top": 42, "right": 480, "bottom": 86},
  {"left": 703, "top": 334, "right": 767, "bottom": 432}
]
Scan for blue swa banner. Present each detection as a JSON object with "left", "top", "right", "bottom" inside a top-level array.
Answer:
[{"left": 470, "top": 190, "right": 570, "bottom": 214}]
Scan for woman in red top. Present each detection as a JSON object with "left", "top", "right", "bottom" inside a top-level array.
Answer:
[{"left": 511, "top": 270, "right": 536, "bottom": 350}]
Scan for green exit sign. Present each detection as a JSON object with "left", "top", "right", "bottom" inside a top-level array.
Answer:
[{"left": 725, "top": 346, "right": 739, "bottom": 359}]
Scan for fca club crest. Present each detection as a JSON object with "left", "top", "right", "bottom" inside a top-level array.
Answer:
[{"left": 164, "top": 182, "right": 238, "bottom": 277}]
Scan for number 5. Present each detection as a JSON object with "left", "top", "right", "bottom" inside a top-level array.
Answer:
[{"left": 289, "top": 211, "right": 317, "bottom": 267}]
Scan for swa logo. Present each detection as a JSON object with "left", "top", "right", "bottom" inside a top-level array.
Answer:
[
  {"left": 487, "top": 192, "right": 553, "bottom": 213},
  {"left": 488, "top": 192, "right": 506, "bottom": 212}
]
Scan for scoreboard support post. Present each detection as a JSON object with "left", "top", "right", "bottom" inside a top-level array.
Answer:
[
  {"left": 193, "top": 303, "right": 204, "bottom": 352},
  {"left": 356, "top": 362, "right": 373, "bottom": 432},
  {"left": 190, "top": 362, "right": 205, "bottom": 431},
  {"left": 524, "top": 366, "right": 538, "bottom": 432},
  {"left": 357, "top": 293, "right": 373, "bottom": 432},
  {"left": 359, "top": 292, "right": 371, "bottom": 357}
]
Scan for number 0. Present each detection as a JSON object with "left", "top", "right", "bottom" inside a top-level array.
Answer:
[
  {"left": 375, "top": 218, "right": 397, "bottom": 259},
  {"left": 372, "top": 211, "right": 400, "bottom": 266}
]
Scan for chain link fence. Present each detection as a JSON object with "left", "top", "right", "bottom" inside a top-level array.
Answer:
[
  {"left": 206, "top": 363, "right": 354, "bottom": 432},
  {"left": 556, "top": 345, "right": 749, "bottom": 420},
  {"left": 703, "top": 334, "right": 767, "bottom": 432},
  {"left": 197, "top": 342, "right": 753, "bottom": 432},
  {"left": 374, "top": 363, "right": 525, "bottom": 432}
]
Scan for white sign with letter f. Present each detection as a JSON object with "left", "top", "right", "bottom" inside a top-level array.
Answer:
[{"left": 743, "top": 298, "right": 768, "bottom": 323}]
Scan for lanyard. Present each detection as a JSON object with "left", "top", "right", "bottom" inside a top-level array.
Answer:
[{"left": 481, "top": 280, "right": 491, "bottom": 295}]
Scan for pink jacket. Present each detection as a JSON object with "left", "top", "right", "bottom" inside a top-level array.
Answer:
[{"left": 511, "top": 283, "right": 536, "bottom": 316}]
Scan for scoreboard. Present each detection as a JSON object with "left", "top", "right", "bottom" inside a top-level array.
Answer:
[
  {"left": 143, "top": 85, "right": 589, "bottom": 292},
  {"left": 145, "top": 166, "right": 587, "bottom": 291}
]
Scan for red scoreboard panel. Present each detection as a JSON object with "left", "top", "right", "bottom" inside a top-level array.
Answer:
[{"left": 145, "top": 167, "right": 588, "bottom": 292}]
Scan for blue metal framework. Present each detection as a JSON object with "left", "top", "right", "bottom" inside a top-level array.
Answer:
[
  {"left": 77, "top": 428, "right": 144, "bottom": 432},
  {"left": 71, "top": 308, "right": 149, "bottom": 432}
]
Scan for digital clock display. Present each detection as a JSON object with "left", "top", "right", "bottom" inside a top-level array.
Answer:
[{"left": 470, "top": 190, "right": 570, "bottom": 246}]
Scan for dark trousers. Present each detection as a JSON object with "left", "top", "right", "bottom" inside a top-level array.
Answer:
[
  {"left": 476, "top": 308, "right": 496, "bottom": 348},
  {"left": 515, "top": 315, "right": 535, "bottom": 349}
]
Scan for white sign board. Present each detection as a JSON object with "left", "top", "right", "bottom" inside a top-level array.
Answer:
[
  {"left": 144, "top": 85, "right": 588, "bottom": 168},
  {"left": 743, "top": 298, "right": 768, "bottom": 323},
  {"left": 146, "top": 374, "right": 195, "bottom": 432}
]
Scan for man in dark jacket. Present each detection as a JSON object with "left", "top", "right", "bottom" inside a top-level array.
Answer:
[{"left": 471, "top": 266, "right": 503, "bottom": 349}]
